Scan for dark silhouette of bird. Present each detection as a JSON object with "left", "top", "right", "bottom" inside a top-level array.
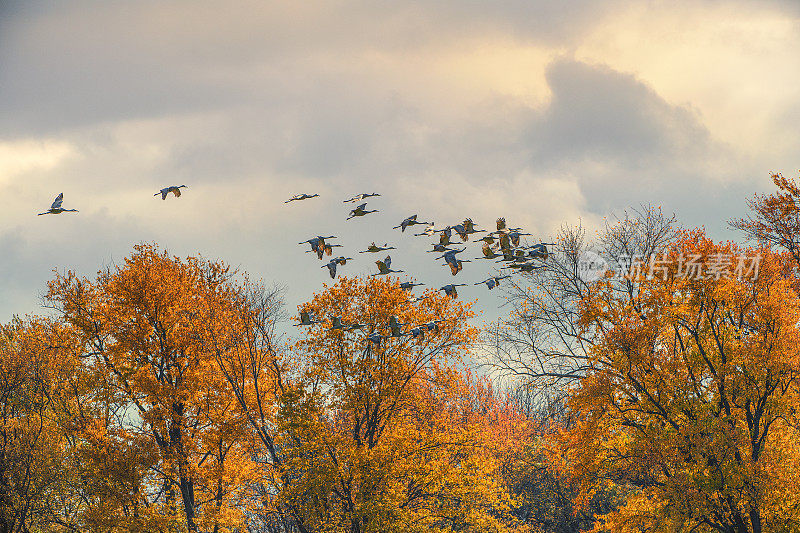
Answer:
[
  {"left": 505, "top": 261, "right": 546, "bottom": 273},
  {"left": 367, "top": 332, "right": 385, "bottom": 345},
  {"left": 409, "top": 326, "right": 425, "bottom": 340},
  {"left": 422, "top": 319, "right": 444, "bottom": 332},
  {"left": 347, "top": 203, "right": 378, "bottom": 220},
  {"left": 399, "top": 281, "right": 424, "bottom": 291},
  {"left": 526, "top": 243, "right": 556, "bottom": 260},
  {"left": 344, "top": 193, "right": 380, "bottom": 203},
  {"left": 393, "top": 215, "right": 432, "bottom": 232},
  {"left": 38, "top": 193, "right": 78, "bottom": 215},
  {"left": 475, "top": 275, "right": 511, "bottom": 290},
  {"left": 440, "top": 284, "right": 466, "bottom": 298},
  {"left": 155, "top": 185, "right": 187, "bottom": 200},
  {"left": 437, "top": 248, "right": 469, "bottom": 275},
  {"left": 330, "top": 316, "right": 347, "bottom": 330},
  {"left": 296, "top": 310, "right": 322, "bottom": 326},
  {"left": 476, "top": 241, "right": 503, "bottom": 260},
  {"left": 373, "top": 255, "right": 404, "bottom": 276},
  {"left": 359, "top": 242, "right": 396, "bottom": 253},
  {"left": 285, "top": 193, "right": 319, "bottom": 203},
  {"left": 388, "top": 315, "right": 407, "bottom": 338},
  {"left": 299, "top": 236, "right": 337, "bottom": 258}
]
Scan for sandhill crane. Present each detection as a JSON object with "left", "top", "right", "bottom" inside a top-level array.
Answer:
[
  {"left": 367, "top": 332, "right": 385, "bottom": 345},
  {"left": 438, "top": 227, "right": 453, "bottom": 246},
  {"left": 526, "top": 243, "right": 556, "bottom": 260},
  {"left": 462, "top": 218, "right": 484, "bottom": 236},
  {"left": 393, "top": 215, "right": 432, "bottom": 232},
  {"left": 439, "top": 284, "right": 466, "bottom": 298},
  {"left": 476, "top": 241, "right": 503, "bottom": 260},
  {"left": 347, "top": 203, "right": 378, "bottom": 220},
  {"left": 498, "top": 249, "right": 527, "bottom": 263},
  {"left": 414, "top": 225, "right": 439, "bottom": 237},
  {"left": 409, "top": 327, "right": 425, "bottom": 340},
  {"left": 436, "top": 248, "right": 469, "bottom": 275},
  {"left": 296, "top": 310, "right": 322, "bottom": 326},
  {"left": 154, "top": 185, "right": 187, "bottom": 200},
  {"left": 305, "top": 243, "right": 343, "bottom": 259},
  {"left": 427, "top": 243, "right": 455, "bottom": 253},
  {"left": 359, "top": 242, "right": 396, "bottom": 253},
  {"left": 38, "top": 193, "right": 78, "bottom": 215},
  {"left": 322, "top": 260, "right": 340, "bottom": 279},
  {"left": 299, "top": 236, "right": 337, "bottom": 257},
  {"left": 505, "top": 261, "right": 546, "bottom": 273},
  {"left": 496, "top": 217, "right": 507, "bottom": 232},
  {"left": 373, "top": 255, "right": 404, "bottom": 276},
  {"left": 321, "top": 256, "right": 352, "bottom": 277},
  {"left": 388, "top": 315, "right": 407, "bottom": 338},
  {"left": 330, "top": 316, "right": 347, "bottom": 330},
  {"left": 344, "top": 193, "right": 380, "bottom": 203},
  {"left": 475, "top": 275, "right": 511, "bottom": 290},
  {"left": 346, "top": 322, "right": 367, "bottom": 331},
  {"left": 285, "top": 193, "right": 319, "bottom": 203},
  {"left": 399, "top": 281, "right": 424, "bottom": 291},
  {"left": 507, "top": 230, "right": 532, "bottom": 248},
  {"left": 422, "top": 319, "right": 444, "bottom": 332}
]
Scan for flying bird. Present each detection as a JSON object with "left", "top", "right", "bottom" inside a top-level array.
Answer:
[
  {"left": 344, "top": 193, "right": 380, "bottom": 203},
  {"left": 414, "top": 226, "right": 439, "bottom": 237},
  {"left": 322, "top": 256, "right": 353, "bottom": 278},
  {"left": 299, "top": 236, "right": 337, "bottom": 258},
  {"left": 399, "top": 281, "right": 424, "bottom": 291},
  {"left": 526, "top": 243, "right": 556, "bottom": 260},
  {"left": 367, "top": 332, "right": 385, "bottom": 345},
  {"left": 285, "top": 193, "right": 319, "bottom": 203},
  {"left": 505, "top": 261, "right": 546, "bottom": 273},
  {"left": 476, "top": 241, "right": 503, "bottom": 260},
  {"left": 422, "top": 319, "right": 444, "bottom": 332},
  {"left": 38, "top": 193, "right": 78, "bottom": 216},
  {"left": 296, "top": 310, "right": 322, "bottom": 326},
  {"left": 436, "top": 248, "right": 469, "bottom": 275},
  {"left": 393, "top": 215, "right": 432, "bottom": 232},
  {"left": 475, "top": 275, "right": 511, "bottom": 290},
  {"left": 359, "top": 242, "right": 396, "bottom": 253},
  {"left": 155, "top": 185, "right": 187, "bottom": 200},
  {"left": 388, "top": 315, "right": 407, "bottom": 338},
  {"left": 347, "top": 203, "right": 378, "bottom": 220},
  {"left": 439, "top": 284, "right": 466, "bottom": 298},
  {"left": 373, "top": 255, "right": 404, "bottom": 276}
]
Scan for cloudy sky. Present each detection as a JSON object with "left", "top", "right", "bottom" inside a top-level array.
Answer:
[{"left": 1, "top": 0, "right": 798, "bottom": 324}]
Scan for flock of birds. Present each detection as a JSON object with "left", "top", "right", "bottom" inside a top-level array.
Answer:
[
  {"left": 37, "top": 188, "right": 555, "bottom": 345},
  {"left": 288, "top": 191, "right": 556, "bottom": 343}
]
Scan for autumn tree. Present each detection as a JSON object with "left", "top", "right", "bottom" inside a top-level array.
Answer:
[
  {"left": 560, "top": 230, "right": 800, "bottom": 532},
  {"left": 485, "top": 205, "right": 677, "bottom": 410},
  {"left": 0, "top": 317, "right": 82, "bottom": 533},
  {"left": 278, "top": 276, "right": 525, "bottom": 533},
  {"left": 732, "top": 172, "right": 800, "bottom": 265},
  {"left": 46, "top": 244, "right": 270, "bottom": 532}
]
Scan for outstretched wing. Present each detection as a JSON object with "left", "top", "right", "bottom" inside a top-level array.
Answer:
[
  {"left": 384, "top": 255, "right": 392, "bottom": 269},
  {"left": 173, "top": 187, "right": 182, "bottom": 197},
  {"left": 51, "top": 193, "right": 64, "bottom": 209}
]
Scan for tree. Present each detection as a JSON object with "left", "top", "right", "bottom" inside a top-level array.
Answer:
[
  {"left": 0, "top": 318, "right": 80, "bottom": 533},
  {"left": 46, "top": 244, "right": 265, "bottom": 532},
  {"left": 560, "top": 230, "right": 800, "bottom": 532},
  {"left": 732, "top": 172, "right": 800, "bottom": 265},
  {"left": 278, "top": 276, "right": 525, "bottom": 533}
]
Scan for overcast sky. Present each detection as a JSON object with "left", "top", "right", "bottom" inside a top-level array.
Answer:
[{"left": 1, "top": 0, "right": 798, "bottom": 325}]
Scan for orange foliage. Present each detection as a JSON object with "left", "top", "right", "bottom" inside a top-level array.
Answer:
[{"left": 559, "top": 230, "right": 800, "bottom": 532}]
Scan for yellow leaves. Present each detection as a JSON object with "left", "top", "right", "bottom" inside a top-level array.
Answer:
[{"left": 559, "top": 230, "right": 800, "bottom": 531}]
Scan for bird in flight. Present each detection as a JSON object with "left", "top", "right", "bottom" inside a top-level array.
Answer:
[
  {"left": 359, "top": 242, "right": 396, "bottom": 253},
  {"left": 38, "top": 193, "right": 78, "bottom": 216},
  {"left": 296, "top": 310, "right": 323, "bottom": 326},
  {"left": 347, "top": 203, "right": 378, "bottom": 220},
  {"left": 475, "top": 275, "right": 511, "bottom": 290},
  {"left": 399, "top": 281, "right": 424, "bottom": 291},
  {"left": 439, "top": 284, "right": 466, "bottom": 298},
  {"left": 393, "top": 215, "right": 432, "bottom": 232},
  {"left": 373, "top": 255, "right": 404, "bottom": 276},
  {"left": 285, "top": 193, "right": 319, "bottom": 203},
  {"left": 155, "top": 185, "right": 187, "bottom": 200},
  {"left": 344, "top": 193, "right": 380, "bottom": 203}
]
